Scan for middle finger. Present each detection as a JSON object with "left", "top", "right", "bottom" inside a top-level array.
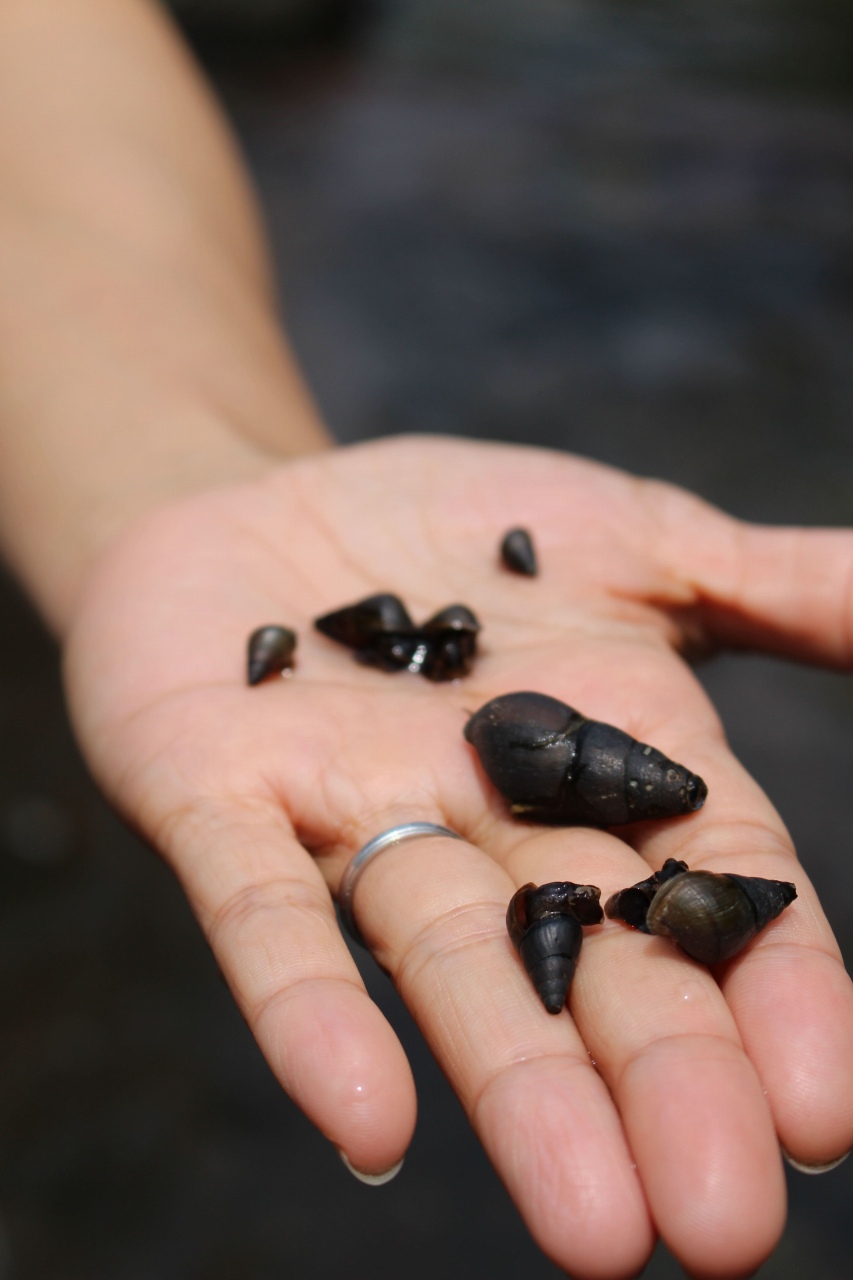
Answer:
[{"left": 335, "top": 822, "right": 655, "bottom": 1280}]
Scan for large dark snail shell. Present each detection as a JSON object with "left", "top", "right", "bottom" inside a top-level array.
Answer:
[
  {"left": 507, "top": 881, "right": 603, "bottom": 1013},
  {"left": 500, "top": 528, "right": 538, "bottom": 576},
  {"left": 465, "top": 691, "right": 707, "bottom": 826},
  {"left": 604, "top": 857, "right": 797, "bottom": 963},
  {"left": 247, "top": 625, "right": 297, "bottom": 685}
]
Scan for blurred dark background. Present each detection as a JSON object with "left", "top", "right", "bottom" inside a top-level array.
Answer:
[{"left": 1, "top": 1, "right": 852, "bottom": 1275}]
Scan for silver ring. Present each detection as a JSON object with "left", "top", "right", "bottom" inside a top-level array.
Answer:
[{"left": 338, "top": 822, "right": 464, "bottom": 946}]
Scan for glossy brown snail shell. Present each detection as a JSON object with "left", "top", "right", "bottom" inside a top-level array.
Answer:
[
  {"left": 500, "top": 527, "right": 538, "bottom": 576},
  {"left": 604, "top": 858, "right": 797, "bottom": 963},
  {"left": 247, "top": 625, "right": 297, "bottom": 685},
  {"left": 465, "top": 691, "right": 707, "bottom": 826},
  {"left": 507, "top": 881, "right": 603, "bottom": 1013}
]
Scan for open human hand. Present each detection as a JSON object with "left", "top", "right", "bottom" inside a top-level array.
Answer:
[{"left": 62, "top": 436, "right": 853, "bottom": 1279}]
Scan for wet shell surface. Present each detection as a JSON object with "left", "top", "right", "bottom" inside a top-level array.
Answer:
[
  {"left": 507, "top": 881, "right": 603, "bottom": 1013},
  {"left": 500, "top": 527, "right": 538, "bottom": 576},
  {"left": 247, "top": 626, "right": 297, "bottom": 685},
  {"left": 465, "top": 691, "right": 707, "bottom": 826},
  {"left": 314, "top": 594, "right": 481, "bottom": 681},
  {"left": 604, "top": 857, "right": 797, "bottom": 963}
]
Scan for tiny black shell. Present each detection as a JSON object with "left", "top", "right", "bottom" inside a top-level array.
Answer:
[
  {"left": 314, "top": 593, "right": 419, "bottom": 671},
  {"left": 247, "top": 626, "right": 297, "bottom": 685},
  {"left": 419, "top": 604, "right": 481, "bottom": 681},
  {"left": 500, "top": 528, "right": 538, "bottom": 576},
  {"left": 465, "top": 691, "right": 707, "bottom": 826},
  {"left": 314, "top": 593, "right": 415, "bottom": 650},
  {"left": 507, "top": 881, "right": 603, "bottom": 1013},
  {"left": 604, "top": 857, "right": 797, "bottom": 963}
]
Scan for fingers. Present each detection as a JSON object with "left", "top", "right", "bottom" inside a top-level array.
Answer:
[
  {"left": 648, "top": 482, "right": 853, "bottom": 666},
  {"left": 344, "top": 827, "right": 655, "bottom": 1280},
  {"left": 158, "top": 797, "right": 417, "bottom": 1179},
  {"left": 502, "top": 827, "right": 787, "bottom": 1278},
  {"left": 626, "top": 729, "right": 853, "bottom": 1171}
]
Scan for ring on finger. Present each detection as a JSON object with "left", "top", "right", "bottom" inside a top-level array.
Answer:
[{"left": 338, "top": 822, "right": 464, "bottom": 945}]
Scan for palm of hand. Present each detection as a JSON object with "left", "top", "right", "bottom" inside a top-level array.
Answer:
[{"left": 63, "top": 437, "right": 853, "bottom": 1279}]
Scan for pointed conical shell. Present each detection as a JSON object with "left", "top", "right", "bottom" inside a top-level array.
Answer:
[
  {"left": 247, "top": 626, "right": 297, "bottom": 685},
  {"left": 500, "top": 527, "right": 538, "bottom": 576},
  {"left": 314, "top": 593, "right": 415, "bottom": 649},
  {"left": 723, "top": 873, "right": 797, "bottom": 932},
  {"left": 518, "top": 915, "right": 582, "bottom": 1013},
  {"left": 644, "top": 869, "right": 797, "bottom": 964},
  {"left": 506, "top": 881, "right": 602, "bottom": 1013}
]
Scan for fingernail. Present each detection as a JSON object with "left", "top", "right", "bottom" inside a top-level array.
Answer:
[
  {"left": 338, "top": 1149, "right": 405, "bottom": 1186},
  {"left": 782, "top": 1146, "right": 851, "bottom": 1175}
]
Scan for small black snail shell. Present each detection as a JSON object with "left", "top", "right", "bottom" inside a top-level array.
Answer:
[
  {"left": 500, "top": 527, "right": 538, "bottom": 576},
  {"left": 465, "top": 691, "right": 707, "bottom": 826},
  {"left": 418, "top": 604, "right": 481, "bottom": 681},
  {"left": 507, "top": 881, "right": 603, "bottom": 1013},
  {"left": 247, "top": 625, "right": 297, "bottom": 685},
  {"left": 314, "top": 593, "right": 420, "bottom": 671},
  {"left": 604, "top": 857, "right": 797, "bottom": 964}
]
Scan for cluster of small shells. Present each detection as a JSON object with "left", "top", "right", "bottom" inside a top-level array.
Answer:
[
  {"left": 244, "top": 524, "right": 797, "bottom": 1015},
  {"left": 245, "top": 525, "right": 536, "bottom": 684},
  {"left": 315, "top": 595, "right": 481, "bottom": 681}
]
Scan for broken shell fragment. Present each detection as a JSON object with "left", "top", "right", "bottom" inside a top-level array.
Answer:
[
  {"left": 247, "top": 625, "right": 297, "bottom": 685},
  {"left": 604, "top": 857, "right": 797, "bottom": 963},
  {"left": 500, "top": 527, "right": 538, "bottom": 576},
  {"left": 464, "top": 691, "right": 707, "bottom": 825},
  {"left": 507, "top": 881, "right": 603, "bottom": 1012}
]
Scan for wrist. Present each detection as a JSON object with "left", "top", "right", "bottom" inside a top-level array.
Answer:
[{"left": 0, "top": 403, "right": 331, "bottom": 638}]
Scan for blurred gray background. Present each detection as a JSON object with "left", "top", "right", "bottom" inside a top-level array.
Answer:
[{"left": 1, "top": 1, "right": 852, "bottom": 1276}]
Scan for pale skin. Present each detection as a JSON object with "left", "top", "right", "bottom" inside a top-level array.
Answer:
[{"left": 1, "top": 3, "right": 852, "bottom": 1278}]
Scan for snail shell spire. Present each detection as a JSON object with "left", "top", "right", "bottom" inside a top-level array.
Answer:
[
  {"left": 500, "top": 528, "right": 538, "bottom": 576},
  {"left": 247, "top": 626, "right": 297, "bottom": 685},
  {"left": 314, "top": 593, "right": 415, "bottom": 649},
  {"left": 520, "top": 917, "right": 581, "bottom": 1014}
]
